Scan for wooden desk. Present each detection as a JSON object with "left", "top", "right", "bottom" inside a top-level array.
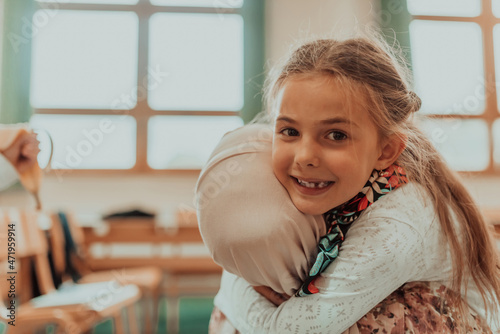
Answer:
[
  {"left": 81, "top": 219, "right": 221, "bottom": 275},
  {"left": 80, "top": 218, "right": 222, "bottom": 334}
]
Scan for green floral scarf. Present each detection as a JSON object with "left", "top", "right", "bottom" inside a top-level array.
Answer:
[{"left": 296, "top": 164, "right": 409, "bottom": 297}]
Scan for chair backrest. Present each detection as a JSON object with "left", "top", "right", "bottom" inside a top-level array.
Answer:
[
  {"left": 1, "top": 208, "right": 31, "bottom": 257},
  {"left": 51, "top": 211, "right": 86, "bottom": 279},
  {"left": 1, "top": 208, "right": 41, "bottom": 304},
  {"left": 0, "top": 210, "right": 10, "bottom": 310},
  {"left": 43, "top": 212, "right": 66, "bottom": 282},
  {"left": 0, "top": 210, "right": 9, "bottom": 262},
  {"left": 61, "top": 212, "right": 86, "bottom": 255},
  {"left": 1, "top": 208, "right": 57, "bottom": 297},
  {"left": 24, "top": 210, "right": 58, "bottom": 296}
]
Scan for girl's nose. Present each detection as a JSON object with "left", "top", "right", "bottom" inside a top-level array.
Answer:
[{"left": 294, "top": 140, "right": 320, "bottom": 168}]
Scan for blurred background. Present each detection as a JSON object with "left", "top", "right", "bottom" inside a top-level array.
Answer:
[{"left": 1, "top": 0, "right": 500, "bottom": 333}]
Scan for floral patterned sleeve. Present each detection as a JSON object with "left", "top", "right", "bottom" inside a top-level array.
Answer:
[{"left": 214, "top": 216, "right": 426, "bottom": 334}]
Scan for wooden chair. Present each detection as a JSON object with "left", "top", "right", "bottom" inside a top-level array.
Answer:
[
  {"left": 50, "top": 211, "right": 162, "bottom": 334},
  {"left": 69, "top": 208, "right": 222, "bottom": 333},
  {"left": 0, "top": 209, "right": 82, "bottom": 333},
  {"left": 1, "top": 208, "right": 141, "bottom": 333}
]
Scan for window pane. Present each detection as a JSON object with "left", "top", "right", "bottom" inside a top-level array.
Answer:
[
  {"left": 492, "top": 25, "right": 500, "bottom": 112},
  {"left": 148, "top": 116, "right": 243, "bottom": 169},
  {"left": 149, "top": 13, "right": 244, "bottom": 111},
  {"left": 493, "top": 0, "right": 500, "bottom": 17},
  {"left": 151, "top": 0, "right": 243, "bottom": 8},
  {"left": 419, "top": 119, "right": 489, "bottom": 171},
  {"left": 407, "top": 0, "right": 481, "bottom": 17},
  {"left": 30, "top": 115, "right": 136, "bottom": 169},
  {"left": 410, "top": 21, "right": 484, "bottom": 115},
  {"left": 493, "top": 119, "right": 500, "bottom": 167},
  {"left": 36, "top": 0, "right": 139, "bottom": 4},
  {"left": 31, "top": 10, "right": 138, "bottom": 109}
]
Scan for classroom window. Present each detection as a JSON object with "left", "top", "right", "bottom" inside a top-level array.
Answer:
[
  {"left": 150, "top": 0, "right": 243, "bottom": 7},
  {"left": 410, "top": 20, "right": 484, "bottom": 115},
  {"left": 31, "top": 10, "right": 139, "bottom": 109},
  {"left": 148, "top": 13, "right": 244, "bottom": 111},
  {"left": 404, "top": 0, "right": 500, "bottom": 173},
  {"left": 147, "top": 115, "right": 243, "bottom": 169},
  {"left": 30, "top": 114, "right": 137, "bottom": 169},
  {"left": 29, "top": 0, "right": 262, "bottom": 172}
]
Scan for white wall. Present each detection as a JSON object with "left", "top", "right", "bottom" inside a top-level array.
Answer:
[
  {"left": 2, "top": 0, "right": 500, "bottom": 217},
  {"left": 265, "top": 0, "right": 378, "bottom": 66}
]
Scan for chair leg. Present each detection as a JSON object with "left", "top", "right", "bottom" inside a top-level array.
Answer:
[
  {"left": 127, "top": 304, "right": 140, "bottom": 334},
  {"left": 151, "top": 293, "right": 160, "bottom": 334},
  {"left": 166, "top": 297, "right": 179, "bottom": 334},
  {"left": 142, "top": 291, "right": 160, "bottom": 333},
  {"left": 113, "top": 311, "right": 125, "bottom": 334},
  {"left": 142, "top": 297, "right": 152, "bottom": 334}
]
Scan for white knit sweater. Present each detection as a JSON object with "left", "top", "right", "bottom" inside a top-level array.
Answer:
[{"left": 214, "top": 182, "right": 500, "bottom": 333}]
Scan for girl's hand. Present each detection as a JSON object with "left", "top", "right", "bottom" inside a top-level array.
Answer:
[
  {"left": 1, "top": 131, "right": 40, "bottom": 174},
  {"left": 253, "top": 286, "right": 290, "bottom": 306}
]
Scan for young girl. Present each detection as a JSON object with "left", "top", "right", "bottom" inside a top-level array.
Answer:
[{"left": 208, "top": 37, "right": 500, "bottom": 333}]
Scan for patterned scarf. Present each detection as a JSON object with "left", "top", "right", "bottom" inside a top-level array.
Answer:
[{"left": 296, "top": 164, "right": 408, "bottom": 297}]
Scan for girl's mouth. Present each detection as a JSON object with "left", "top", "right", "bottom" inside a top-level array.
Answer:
[{"left": 291, "top": 176, "right": 334, "bottom": 195}]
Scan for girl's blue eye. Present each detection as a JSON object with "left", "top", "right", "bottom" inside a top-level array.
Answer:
[
  {"left": 327, "top": 131, "right": 347, "bottom": 141},
  {"left": 280, "top": 128, "right": 299, "bottom": 136}
]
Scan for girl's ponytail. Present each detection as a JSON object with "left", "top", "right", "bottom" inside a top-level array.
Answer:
[{"left": 400, "top": 123, "right": 500, "bottom": 319}]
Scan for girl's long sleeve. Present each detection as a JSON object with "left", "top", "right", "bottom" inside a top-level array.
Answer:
[{"left": 214, "top": 214, "right": 427, "bottom": 334}]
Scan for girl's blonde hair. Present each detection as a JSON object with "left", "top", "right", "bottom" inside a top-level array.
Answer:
[{"left": 257, "top": 36, "right": 500, "bottom": 322}]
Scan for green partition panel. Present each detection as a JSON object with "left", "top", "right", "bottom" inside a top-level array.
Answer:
[
  {"left": 92, "top": 319, "right": 114, "bottom": 334},
  {"left": 0, "top": 0, "right": 35, "bottom": 123},
  {"left": 179, "top": 297, "right": 214, "bottom": 334}
]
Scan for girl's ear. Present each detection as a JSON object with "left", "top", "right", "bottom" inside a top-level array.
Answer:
[{"left": 375, "top": 134, "right": 407, "bottom": 170}]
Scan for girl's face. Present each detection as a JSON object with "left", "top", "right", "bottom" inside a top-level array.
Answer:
[{"left": 272, "top": 74, "right": 386, "bottom": 215}]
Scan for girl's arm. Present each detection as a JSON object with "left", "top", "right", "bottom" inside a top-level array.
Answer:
[{"left": 214, "top": 215, "right": 426, "bottom": 334}]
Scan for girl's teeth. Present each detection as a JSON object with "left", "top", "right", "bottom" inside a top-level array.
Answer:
[{"left": 297, "top": 179, "right": 331, "bottom": 188}]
